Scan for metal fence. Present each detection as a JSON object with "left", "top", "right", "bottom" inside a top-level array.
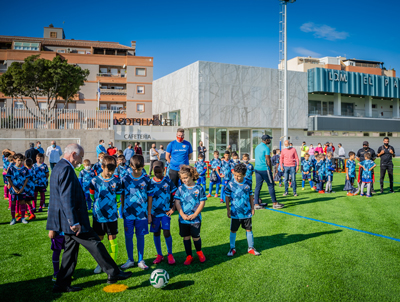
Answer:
[{"left": 0, "top": 108, "right": 114, "bottom": 130}]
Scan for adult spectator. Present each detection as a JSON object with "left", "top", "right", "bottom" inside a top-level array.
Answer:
[
  {"left": 149, "top": 143, "right": 159, "bottom": 175},
  {"left": 134, "top": 142, "right": 143, "bottom": 155},
  {"left": 300, "top": 141, "right": 309, "bottom": 162},
  {"left": 96, "top": 140, "right": 107, "bottom": 158},
  {"left": 315, "top": 143, "right": 323, "bottom": 154},
  {"left": 35, "top": 141, "right": 44, "bottom": 154},
  {"left": 158, "top": 145, "right": 167, "bottom": 167},
  {"left": 356, "top": 141, "right": 377, "bottom": 194},
  {"left": 46, "top": 141, "right": 63, "bottom": 170},
  {"left": 226, "top": 145, "right": 232, "bottom": 153},
  {"left": 253, "top": 135, "right": 281, "bottom": 209},
  {"left": 280, "top": 140, "right": 300, "bottom": 197},
  {"left": 198, "top": 141, "right": 207, "bottom": 159},
  {"left": 123, "top": 144, "right": 135, "bottom": 162},
  {"left": 166, "top": 128, "right": 193, "bottom": 187},
  {"left": 308, "top": 144, "right": 315, "bottom": 160},
  {"left": 338, "top": 143, "right": 345, "bottom": 170},
  {"left": 324, "top": 142, "right": 333, "bottom": 154},
  {"left": 107, "top": 142, "right": 118, "bottom": 156},
  {"left": 25, "top": 143, "right": 39, "bottom": 162},
  {"left": 377, "top": 137, "right": 395, "bottom": 193}
]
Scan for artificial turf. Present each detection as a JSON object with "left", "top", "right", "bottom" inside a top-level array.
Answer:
[{"left": 0, "top": 160, "right": 399, "bottom": 302}]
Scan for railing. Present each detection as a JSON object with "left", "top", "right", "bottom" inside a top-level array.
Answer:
[
  {"left": 97, "top": 73, "right": 126, "bottom": 78},
  {"left": 0, "top": 68, "right": 7, "bottom": 73},
  {"left": 100, "top": 88, "right": 127, "bottom": 95},
  {"left": 0, "top": 108, "right": 114, "bottom": 130}
]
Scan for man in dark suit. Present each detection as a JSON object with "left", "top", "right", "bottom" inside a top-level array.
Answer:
[
  {"left": 25, "top": 143, "right": 39, "bottom": 162},
  {"left": 46, "top": 143, "right": 132, "bottom": 293}
]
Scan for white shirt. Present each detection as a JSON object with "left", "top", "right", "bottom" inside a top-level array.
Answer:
[
  {"left": 150, "top": 148, "right": 159, "bottom": 160},
  {"left": 339, "top": 147, "right": 345, "bottom": 156},
  {"left": 46, "top": 145, "right": 63, "bottom": 163}
]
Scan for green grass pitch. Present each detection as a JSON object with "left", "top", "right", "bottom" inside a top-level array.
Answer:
[{"left": 1, "top": 160, "right": 400, "bottom": 301}]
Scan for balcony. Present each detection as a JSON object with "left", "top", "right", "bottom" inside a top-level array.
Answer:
[
  {"left": 100, "top": 88, "right": 126, "bottom": 95},
  {"left": 96, "top": 73, "right": 127, "bottom": 84}
]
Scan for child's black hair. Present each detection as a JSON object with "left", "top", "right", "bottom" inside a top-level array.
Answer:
[
  {"left": 272, "top": 149, "right": 277, "bottom": 155},
  {"left": 231, "top": 152, "right": 238, "bottom": 158},
  {"left": 213, "top": 150, "right": 219, "bottom": 155},
  {"left": 224, "top": 150, "right": 230, "bottom": 155},
  {"left": 233, "top": 163, "right": 247, "bottom": 175},
  {"left": 348, "top": 151, "right": 355, "bottom": 157},
  {"left": 130, "top": 155, "right": 144, "bottom": 169},
  {"left": 242, "top": 153, "right": 250, "bottom": 159},
  {"left": 198, "top": 153, "right": 205, "bottom": 159},
  {"left": 36, "top": 153, "right": 44, "bottom": 159},
  {"left": 14, "top": 153, "right": 25, "bottom": 160},
  {"left": 25, "top": 158, "right": 33, "bottom": 168}
]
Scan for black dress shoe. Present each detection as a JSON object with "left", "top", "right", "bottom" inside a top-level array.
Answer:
[
  {"left": 107, "top": 271, "right": 133, "bottom": 284},
  {"left": 53, "top": 285, "right": 82, "bottom": 293}
]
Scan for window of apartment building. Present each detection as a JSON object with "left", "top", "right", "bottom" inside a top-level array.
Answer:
[
  {"left": 111, "top": 105, "right": 123, "bottom": 112},
  {"left": 78, "top": 51, "right": 85, "bottom": 54},
  {"left": 372, "top": 104, "right": 377, "bottom": 109},
  {"left": 309, "top": 101, "right": 321, "bottom": 115},
  {"left": 341, "top": 102, "right": 354, "bottom": 116},
  {"left": 0, "top": 100, "right": 5, "bottom": 108},
  {"left": 68, "top": 103, "right": 76, "bottom": 109},
  {"left": 14, "top": 102, "right": 24, "bottom": 109},
  {"left": 57, "top": 49, "right": 66, "bottom": 53},
  {"left": 137, "top": 104, "right": 145, "bottom": 112},
  {"left": 136, "top": 68, "right": 146, "bottom": 76},
  {"left": 14, "top": 42, "right": 39, "bottom": 51},
  {"left": 100, "top": 104, "right": 108, "bottom": 110},
  {"left": 50, "top": 32, "right": 57, "bottom": 38},
  {"left": 137, "top": 85, "right": 145, "bottom": 94},
  {"left": 39, "top": 103, "right": 48, "bottom": 110}
]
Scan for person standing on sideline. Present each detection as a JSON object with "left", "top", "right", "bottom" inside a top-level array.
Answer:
[
  {"left": 96, "top": 140, "right": 107, "bottom": 158},
  {"left": 35, "top": 141, "right": 44, "bottom": 154},
  {"left": 377, "top": 137, "right": 395, "bottom": 193},
  {"left": 123, "top": 144, "right": 135, "bottom": 162},
  {"left": 149, "top": 144, "right": 159, "bottom": 175},
  {"left": 158, "top": 145, "right": 167, "bottom": 168},
  {"left": 300, "top": 142, "right": 309, "bottom": 162},
  {"left": 198, "top": 141, "right": 207, "bottom": 159},
  {"left": 338, "top": 143, "right": 345, "bottom": 171},
  {"left": 25, "top": 142, "right": 39, "bottom": 162},
  {"left": 308, "top": 144, "right": 315, "bottom": 161},
  {"left": 280, "top": 140, "right": 300, "bottom": 197},
  {"left": 47, "top": 144, "right": 132, "bottom": 293},
  {"left": 253, "top": 135, "right": 282, "bottom": 209},
  {"left": 46, "top": 141, "right": 63, "bottom": 170},
  {"left": 107, "top": 142, "right": 118, "bottom": 157},
  {"left": 134, "top": 142, "right": 143, "bottom": 155},
  {"left": 315, "top": 143, "right": 323, "bottom": 155},
  {"left": 166, "top": 128, "right": 193, "bottom": 187},
  {"left": 356, "top": 141, "right": 377, "bottom": 194}
]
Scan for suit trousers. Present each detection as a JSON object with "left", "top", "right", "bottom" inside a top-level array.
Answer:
[{"left": 55, "top": 228, "right": 120, "bottom": 287}]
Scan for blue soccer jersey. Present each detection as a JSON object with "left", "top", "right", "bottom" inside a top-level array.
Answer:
[
  {"left": 224, "top": 179, "right": 253, "bottom": 219},
  {"left": 360, "top": 160, "right": 375, "bottom": 180},
  {"left": 151, "top": 177, "right": 177, "bottom": 217},
  {"left": 174, "top": 184, "right": 207, "bottom": 224},
  {"left": 210, "top": 158, "right": 222, "bottom": 170},
  {"left": 91, "top": 162, "right": 103, "bottom": 176},
  {"left": 32, "top": 163, "right": 49, "bottom": 188},
  {"left": 325, "top": 158, "right": 335, "bottom": 177},
  {"left": 121, "top": 174, "right": 154, "bottom": 220},
  {"left": 24, "top": 169, "right": 36, "bottom": 197},
  {"left": 221, "top": 159, "right": 234, "bottom": 181},
  {"left": 194, "top": 160, "right": 207, "bottom": 177},
  {"left": 114, "top": 164, "right": 130, "bottom": 179},
  {"left": 3, "top": 157, "right": 10, "bottom": 172},
  {"left": 302, "top": 159, "right": 313, "bottom": 172},
  {"left": 315, "top": 161, "right": 326, "bottom": 178},
  {"left": 346, "top": 160, "right": 356, "bottom": 178},
  {"left": 126, "top": 167, "right": 149, "bottom": 178},
  {"left": 89, "top": 175, "right": 122, "bottom": 223},
  {"left": 78, "top": 169, "right": 95, "bottom": 193},
  {"left": 6, "top": 165, "right": 30, "bottom": 195},
  {"left": 243, "top": 162, "right": 254, "bottom": 181}
]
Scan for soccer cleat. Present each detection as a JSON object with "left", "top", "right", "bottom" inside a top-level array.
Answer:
[
  {"left": 153, "top": 255, "right": 164, "bottom": 264},
  {"left": 138, "top": 260, "right": 149, "bottom": 270},
  {"left": 167, "top": 254, "right": 176, "bottom": 265},
  {"left": 4, "top": 196, "right": 8, "bottom": 200},
  {"left": 29, "top": 214, "right": 36, "bottom": 220},
  {"left": 52, "top": 275, "right": 57, "bottom": 282},
  {"left": 220, "top": 200, "right": 224, "bottom": 204},
  {"left": 312, "top": 187, "right": 317, "bottom": 190},
  {"left": 227, "top": 248, "right": 236, "bottom": 257},
  {"left": 318, "top": 190, "right": 325, "bottom": 194},
  {"left": 94, "top": 264, "right": 102, "bottom": 274},
  {"left": 389, "top": 190, "right": 395, "bottom": 193},
  {"left": 214, "top": 194, "right": 219, "bottom": 198},
  {"left": 184, "top": 255, "right": 194, "bottom": 265},
  {"left": 347, "top": 193, "right": 354, "bottom": 196},
  {"left": 360, "top": 193, "right": 365, "bottom": 197},
  {"left": 282, "top": 192, "right": 288, "bottom": 196},
  {"left": 206, "top": 194, "right": 212, "bottom": 198},
  {"left": 15, "top": 212, "right": 21, "bottom": 218},
  {"left": 325, "top": 191, "right": 330, "bottom": 194},
  {"left": 25, "top": 213, "right": 29, "bottom": 218},
  {"left": 10, "top": 219, "right": 16, "bottom": 225},
  {"left": 21, "top": 218, "right": 28, "bottom": 224},
  {"left": 121, "top": 259, "right": 135, "bottom": 270},
  {"left": 196, "top": 251, "right": 206, "bottom": 263},
  {"left": 16, "top": 216, "right": 22, "bottom": 222},
  {"left": 38, "top": 207, "right": 43, "bottom": 212},
  {"left": 302, "top": 188, "right": 305, "bottom": 191},
  {"left": 248, "top": 247, "right": 261, "bottom": 256},
  {"left": 366, "top": 194, "right": 372, "bottom": 198}
]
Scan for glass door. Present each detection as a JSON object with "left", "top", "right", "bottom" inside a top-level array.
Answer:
[
  {"left": 239, "top": 129, "right": 251, "bottom": 158},
  {"left": 229, "top": 130, "right": 239, "bottom": 153}
]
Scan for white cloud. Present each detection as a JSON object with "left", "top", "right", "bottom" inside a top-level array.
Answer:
[
  {"left": 300, "top": 22, "right": 349, "bottom": 41},
  {"left": 293, "top": 47, "right": 321, "bottom": 57}
]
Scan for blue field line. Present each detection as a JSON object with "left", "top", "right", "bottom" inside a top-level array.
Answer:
[{"left": 266, "top": 208, "right": 400, "bottom": 243}]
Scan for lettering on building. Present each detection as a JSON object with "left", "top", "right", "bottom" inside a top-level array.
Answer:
[{"left": 113, "top": 117, "right": 174, "bottom": 126}]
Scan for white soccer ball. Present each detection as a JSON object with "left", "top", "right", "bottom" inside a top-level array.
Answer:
[{"left": 149, "top": 269, "right": 170, "bottom": 288}]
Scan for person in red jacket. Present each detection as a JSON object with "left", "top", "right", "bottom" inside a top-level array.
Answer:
[{"left": 107, "top": 142, "right": 118, "bottom": 156}]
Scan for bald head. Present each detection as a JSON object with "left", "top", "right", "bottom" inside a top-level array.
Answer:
[{"left": 284, "top": 140, "right": 289, "bottom": 147}]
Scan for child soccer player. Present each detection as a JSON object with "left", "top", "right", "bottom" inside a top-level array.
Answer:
[
  {"left": 5, "top": 154, "right": 14, "bottom": 209},
  {"left": 48, "top": 230, "right": 65, "bottom": 282},
  {"left": 194, "top": 154, "right": 207, "bottom": 193},
  {"left": 2, "top": 150, "right": 12, "bottom": 200},
  {"left": 346, "top": 151, "right": 357, "bottom": 196},
  {"left": 358, "top": 152, "right": 376, "bottom": 197},
  {"left": 174, "top": 165, "right": 207, "bottom": 265},
  {"left": 78, "top": 159, "right": 95, "bottom": 210},
  {"left": 117, "top": 150, "right": 123, "bottom": 157},
  {"left": 120, "top": 155, "right": 153, "bottom": 270},
  {"left": 89, "top": 155, "right": 122, "bottom": 274},
  {"left": 220, "top": 151, "right": 234, "bottom": 203},
  {"left": 207, "top": 151, "right": 221, "bottom": 197},
  {"left": 24, "top": 158, "right": 36, "bottom": 220},
  {"left": 242, "top": 153, "right": 254, "bottom": 186},
  {"left": 315, "top": 154, "right": 326, "bottom": 194},
  {"left": 91, "top": 152, "right": 105, "bottom": 176},
  {"left": 114, "top": 155, "right": 130, "bottom": 179},
  {"left": 33, "top": 153, "right": 49, "bottom": 212},
  {"left": 225, "top": 163, "right": 260, "bottom": 257},
  {"left": 6, "top": 153, "right": 30, "bottom": 225},
  {"left": 231, "top": 152, "right": 240, "bottom": 167},
  {"left": 150, "top": 161, "right": 178, "bottom": 265},
  {"left": 301, "top": 153, "right": 314, "bottom": 190},
  {"left": 325, "top": 152, "right": 336, "bottom": 194}
]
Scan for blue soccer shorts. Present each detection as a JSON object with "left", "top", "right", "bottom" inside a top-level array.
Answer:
[
  {"left": 124, "top": 219, "right": 149, "bottom": 237},
  {"left": 150, "top": 215, "right": 171, "bottom": 233}
]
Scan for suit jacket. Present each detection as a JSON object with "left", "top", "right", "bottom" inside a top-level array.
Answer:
[
  {"left": 46, "top": 159, "right": 91, "bottom": 234},
  {"left": 25, "top": 147, "right": 39, "bottom": 162}
]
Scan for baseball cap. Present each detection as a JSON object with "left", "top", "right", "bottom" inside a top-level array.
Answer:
[
  {"left": 363, "top": 141, "right": 369, "bottom": 146},
  {"left": 262, "top": 134, "right": 273, "bottom": 141}
]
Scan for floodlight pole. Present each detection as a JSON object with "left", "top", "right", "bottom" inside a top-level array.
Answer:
[{"left": 283, "top": 1, "right": 288, "bottom": 142}]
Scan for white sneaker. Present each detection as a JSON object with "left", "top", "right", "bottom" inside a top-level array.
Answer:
[
  {"left": 94, "top": 264, "right": 102, "bottom": 274},
  {"left": 121, "top": 259, "right": 135, "bottom": 270},
  {"left": 138, "top": 260, "right": 149, "bottom": 270},
  {"left": 10, "top": 219, "right": 16, "bottom": 225},
  {"left": 227, "top": 248, "right": 236, "bottom": 257},
  {"left": 21, "top": 218, "right": 28, "bottom": 224}
]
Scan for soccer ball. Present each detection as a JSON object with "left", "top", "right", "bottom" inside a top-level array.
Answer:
[{"left": 149, "top": 269, "right": 169, "bottom": 288}]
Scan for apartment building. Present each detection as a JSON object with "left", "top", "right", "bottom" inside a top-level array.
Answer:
[{"left": 0, "top": 25, "right": 153, "bottom": 118}]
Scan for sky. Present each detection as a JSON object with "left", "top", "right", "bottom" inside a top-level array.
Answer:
[{"left": 1, "top": 0, "right": 400, "bottom": 80}]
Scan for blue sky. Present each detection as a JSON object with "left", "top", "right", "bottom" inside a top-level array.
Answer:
[{"left": 1, "top": 0, "right": 399, "bottom": 79}]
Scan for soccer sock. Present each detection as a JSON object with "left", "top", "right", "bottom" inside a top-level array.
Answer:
[
  {"left": 193, "top": 238, "right": 202, "bottom": 252},
  {"left": 136, "top": 235, "right": 145, "bottom": 262},
  {"left": 302, "top": 180, "right": 305, "bottom": 188},
  {"left": 165, "top": 235, "right": 173, "bottom": 255},
  {"left": 4, "top": 185, "right": 8, "bottom": 198},
  {"left": 221, "top": 186, "right": 225, "bottom": 201},
  {"left": 20, "top": 204, "right": 26, "bottom": 218},
  {"left": 125, "top": 236, "right": 134, "bottom": 262},
  {"left": 109, "top": 238, "right": 118, "bottom": 262},
  {"left": 202, "top": 184, "right": 206, "bottom": 193},
  {"left": 40, "top": 191, "right": 45, "bottom": 208},
  {"left": 208, "top": 183, "right": 213, "bottom": 195},
  {"left": 246, "top": 231, "right": 254, "bottom": 249},
  {"left": 309, "top": 180, "right": 313, "bottom": 188},
  {"left": 52, "top": 249, "right": 62, "bottom": 276},
  {"left": 34, "top": 191, "right": 38, "bottom": 208},
  {"left": 27, "top": 203, "right": 33, "bottom": 215},
  {"left": 9, "top": 197, "right": 12, "bottom": 209},
  {"left": 230, "top": 232, "right": 236, "bottom": 249},
  {"left": 216, "top": 184, "right": 220, "bottom": 195},
  {"left": 154, "top": 235, "right": 162, "bottom": 255},
  {"left": 16, "top": 200, "right": 20, "bottom": 214},
  {"left": 183, "top": 239, "right": 192, "bottom": 256},
  {"left": 11, "top": 206, "right": 15, "bottom": 219}
]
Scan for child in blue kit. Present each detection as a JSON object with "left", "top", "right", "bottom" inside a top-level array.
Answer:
[
  {"left": 150, "top": 161, "right": 178, "bottom": 265},
  {"left": 33, "top": 153, "right": 49, "bottom": 212},
  {"left": 358, "top": 152, "right": 376, "bottom": 197},
  {"left": 78, "top": 159, "right": 95, "bottom": 210},
  {"left": 346, "top": 151, "right": 357, "bottom": 196},
  {"left": 231, "top": 152, "right": 240, "bottom": 168},
  {"left": 89, "top": 155, "right": 122, "bottom": 274},
  {"left": 242, "top": 153, "right": 254, "bottom": 186},
  {"left": 207, "top": 150, "right": 222, "bottom": 197},
  {"left": 23, "top": 158, "right": 36, "bottom": 220},
  {"left": 91, "top": 152, "right": 105, "bottom": 176},
  {"left": 114, "top": 155, "right": 130, "bottom": 179},
  {"left": 225, "top": 163, "right": 260, "bottom": 257},
  {"left": 194, "top": 154, "right": 207, "bottom": 193},
  {"left": 315, "top": 154, "right": 326, "bottom": 194},
  {"left": 120, "top": 155, "right": 154, "bottom": 271},
  {"left": 2, "top": 150, "right": 12, "bottom": 200},
  {"left": 325, "top": 152, "right": 336, "bottom": 194},
  {"left": 175, "top": 165, "right": 207, "bottom": 265},
  {"left": 220, "top": 151, "right": 234, "bottom": 204},
  {"left": 301, "top": 153, "right": 314, "bottom": 191},
  {"left": 311, "top": 151, "right": 319, "bottom": 188}
]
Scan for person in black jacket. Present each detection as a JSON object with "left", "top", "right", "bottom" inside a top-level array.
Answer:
[
  {"left": 46, "top": 144, "right": 132, "bottom": 293},
  {"left": 377, "top": 137, "right": 396, "bottom": 193},
  {"left": 25, "top": 143, "right": 39, "bottom": 162}
]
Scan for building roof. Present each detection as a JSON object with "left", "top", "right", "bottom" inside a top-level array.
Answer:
[
  {"left": 343, "top": 59, "right": 384, "bottom": 65},
  {"left": 0, "top": 35, "right": 134, "bottom": 50}
]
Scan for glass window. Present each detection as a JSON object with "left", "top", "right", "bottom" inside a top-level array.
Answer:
[
  {"left": 68, "top": 103, "right": 76, "bottom": 109},
  {"left": 341, "top": 102, "right": 354, "bottom": 116},
  {"left": 110, "top": 68, "right": 118, "bottom": 75},
  {"left": 50, "top": 32, "right": 57, "bottom": 38},
  {"left": 239, "top": 129, "right": 251, "bottom": 158},
  {"left": 229, "top": 130, "right": 239, "bottom": 153},
  {"left": 57, "top": 49, "right": 65, "bottom": 53},
  {"left": 169, "top": 111, "right": 181, "bottom": 126},
  {"left": 309, "top": 100, "right": 321, "bottom": 115},
  {"left": 110, "top": 105, "right": 123, "bottom": 112},
  {"left": 57, "top": 103, "right": 64, "bottom": 109},
  {"left": 252, "top": 129, "right": 272, "bottom": 159},
  {"left": 137, "top": 104, "right": 144, "bottom": 112},
  {"left": 136, "top": 68, "right": 146, "bottom": 76},
  {"left": 216, "top": 128, "right": 227, "bottom": 153},
  {"left": 100, "top": 68, "right": 107, "bottom": 74},
  {"left": 14, "top": 102, "right": 24, "bottom": 109},
  {"left": 39, "top": 103, "right": 48, "bottom": 110},
  {"left": 100, "top": 104, "right": 107, "bottom": 110},
  {"left": 137, "top": 86, "right": 145, "bottom": 94},
  {"left": 196, "top": 128, "right": 202, "bottom": 146},
  {"left": 209, "top": 128, "right": 215, "bottom": 159}
]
